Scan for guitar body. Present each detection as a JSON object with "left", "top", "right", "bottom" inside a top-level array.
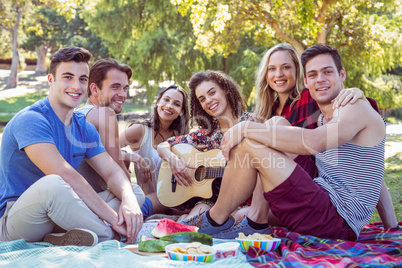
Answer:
[{"left": 157, "top": 143, "right": 225, "bottom": 208}]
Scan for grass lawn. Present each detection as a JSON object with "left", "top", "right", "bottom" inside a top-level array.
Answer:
[
  {"left": 370, "top": 151, "right": 402, "bottom": 223},
  {"left": 0, "top": 92, "right": 48, "bottom": 122}
]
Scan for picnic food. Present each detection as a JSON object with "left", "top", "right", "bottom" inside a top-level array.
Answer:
[
  {"left": 166, "top": 242, "right": 215, "bottom": 255},
  {"left": 151, "top": 218, "right": 199, "bottom": 238},
  {"left": 160, "top": 232, "right": 213, "bottom": 246},
  {"left": 238, "top": 232, "right": 274, "bottom": 240}
]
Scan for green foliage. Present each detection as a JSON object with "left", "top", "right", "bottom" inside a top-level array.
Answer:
[
  {"left": 21, "top": 6, "right": 109, "bottom": 59},
  {"left": 0, "top": 30, "right": 11, "bottom": 58},
  {"left": 21, "top": 6, "right": 68, "bottom": 54},
  {"left": 171, "top": 0, "right": 402, "bottom": 107},
  {"left": 361, "top": 75, "right": 402, "bottom": 110},
  {"left": 84, "top": 0, "right": 221, "bottom": 103}
]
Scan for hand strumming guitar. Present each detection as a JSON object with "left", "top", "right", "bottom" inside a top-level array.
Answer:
[{"left": 157, "top": 141, "right": 196, "bottom": 187}]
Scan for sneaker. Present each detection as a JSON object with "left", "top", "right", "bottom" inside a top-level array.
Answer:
[
  {"left": 180, "top": 211, "right": 235, "bottom": 237},
  {"left": 215, "top": 217, "right": 272, "bottom": 239},
  {"left": 43, "top": 228, "right": 98, "bottom": 246}
]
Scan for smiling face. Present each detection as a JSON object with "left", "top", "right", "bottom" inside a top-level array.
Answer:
[
  {"left": 304, "top": 54, "right": 346, "bottom": 106},
  {"left": 195, "top": 80, "right": 231, "bottom": 119},
  {"left": 157, "top": 88, "right": 184, "bottom": 122},
  {"left": 266, "top": 50, "right": 297, "bottom": 98},
  {"left": 95, "top": 68, "right": 128, "bottom": 114},
  {"left": 48, "top": 61, "right": 89, "bottom": 111}
]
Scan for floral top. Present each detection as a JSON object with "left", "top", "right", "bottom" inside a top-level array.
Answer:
[{"left": 167, "top": 112, "right": 256, "bottom": 151}]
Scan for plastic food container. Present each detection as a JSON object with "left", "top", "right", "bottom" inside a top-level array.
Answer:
[
  {"left": 212, "top": 242, "right": 240, "bottom": 259},
  {"left": 235, "top": 237, "right": 281, "bottom": 252},
  {"left": 165, "top": 243, "right": 216, "bottom": 262}
]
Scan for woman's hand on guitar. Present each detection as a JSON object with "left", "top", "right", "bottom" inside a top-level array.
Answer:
[{"left": 169, "top": 156, "right": 196, "bottom": 187}]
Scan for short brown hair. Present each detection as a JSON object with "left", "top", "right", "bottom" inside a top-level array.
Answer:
[
  {"left": 87, "top": 59, "right": 132, "bottom": 97},
  {"left": 188, "top": 70, "right": 246, "bottom": 130},
  {"left": 49, "top": 47, "right": 92, "bottom": 77},
  {"left": 301, "top": 44, "right": 343, "bottom": 76}
]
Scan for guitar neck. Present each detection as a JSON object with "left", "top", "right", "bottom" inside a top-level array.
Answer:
[{"left": 204, "top": 166, "right": 225, "bottom": 179}]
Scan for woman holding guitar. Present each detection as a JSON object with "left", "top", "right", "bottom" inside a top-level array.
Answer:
[
  {"left": 157, "top": 70, "right": 255, "bottom": 221},
  {"left": 119, "top": 85, "right": 189, "bottom": 219}
]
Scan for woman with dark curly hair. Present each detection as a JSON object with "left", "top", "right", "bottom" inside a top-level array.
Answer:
[{"left": 157, "top": 70, "right": 254, "bottom": 221}]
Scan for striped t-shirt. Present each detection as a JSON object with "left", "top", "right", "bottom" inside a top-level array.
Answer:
[{"left": 314, "top": 139, "right": 385, "bottom": 239}]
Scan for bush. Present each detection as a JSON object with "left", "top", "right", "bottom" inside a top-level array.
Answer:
[{"left": 0, "top": 58, "right": 37, "bottom": 65}]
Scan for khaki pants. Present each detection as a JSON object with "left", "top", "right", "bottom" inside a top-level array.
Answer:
[{"left": 0, "top": 175, "right": 122, "bottom": 242}]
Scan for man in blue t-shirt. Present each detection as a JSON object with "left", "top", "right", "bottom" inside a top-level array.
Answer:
[{"left": 0, "top": 47, "right": 142, "bottom": 246}]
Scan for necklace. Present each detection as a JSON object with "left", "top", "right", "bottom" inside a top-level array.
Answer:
[{"left": 320, "top": 113, "right": 324, "bottom": 126}]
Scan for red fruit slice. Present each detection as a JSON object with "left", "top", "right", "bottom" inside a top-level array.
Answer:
[{"left": 151, "top": 218, "right": 199, "bottom": 238}]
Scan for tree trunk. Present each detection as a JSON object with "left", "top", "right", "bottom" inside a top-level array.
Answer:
[
  {"left": 35, "top": 44, "right": 48, "bottom": 75},
  {"left": 5, "top": 8, "right": 22, "bottom": 89},
  {"left": 222, "top": 57, "right": 227, "bottom": 73},
  {"left": 317, "top": 28, "right": 327, "bottom": 44}
]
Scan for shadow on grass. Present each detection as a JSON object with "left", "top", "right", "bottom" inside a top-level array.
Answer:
[{"left": 0, "top": 92, "right": 48, "bottom": 122}]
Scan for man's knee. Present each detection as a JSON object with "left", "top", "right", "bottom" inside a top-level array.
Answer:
[
  {"left": 233, "top": 138, "right": 273, "bottom": 156},
  {"left": 37, "top": 174, "right": 66, "bottom": 190},
  {"left": 35, "top": 174, "right": 75, "bottom": 201}
]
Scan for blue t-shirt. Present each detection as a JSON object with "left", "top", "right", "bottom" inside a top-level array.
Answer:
[{"left": 0, "top": 97, "right": 106, "bottom": 217}]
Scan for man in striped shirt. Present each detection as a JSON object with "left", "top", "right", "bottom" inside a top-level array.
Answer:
[{"left": 181, "top": 44, "right": 388, "bottom": 240}]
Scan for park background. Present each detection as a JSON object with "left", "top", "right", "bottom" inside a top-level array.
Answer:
[{"left": 0, "top": 0, "right": 401, "bottom": 223}]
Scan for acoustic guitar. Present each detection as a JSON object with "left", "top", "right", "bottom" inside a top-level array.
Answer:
[{"left": 156, "top": 143, "right": 225, "bottom": 207}]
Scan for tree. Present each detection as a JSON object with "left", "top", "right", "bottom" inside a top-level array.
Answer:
[
  {"left": 84, "top": 0, "right": 221, "bottom": 103},
  {"left": 0, "top": 0, "right": 81, "bottom": 89},
  {"left": 0, "top": 1, "right": 25, "bottom": 88},
  {"left": 22, "top": 5, "right": 109, "bottom": 75},
  {"left": 172, "top": 0, "right": 402, "bottom": 109},
  {"left": 21, "top": 6, "right": 68, "bottom": 75}
]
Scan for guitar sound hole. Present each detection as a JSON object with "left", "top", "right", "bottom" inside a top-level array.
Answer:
[{"left": 194, "top": 166, "right": 206, "bottom": 182}]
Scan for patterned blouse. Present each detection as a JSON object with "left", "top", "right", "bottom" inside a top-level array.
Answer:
[{"left": 167, "top": 112, "right": 256, "bottom": 151}]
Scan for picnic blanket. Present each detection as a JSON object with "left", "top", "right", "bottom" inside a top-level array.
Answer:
[
  {"left": 0, "top": 222, "right": 400, "bottom": 267},
  {"left": 0, "top": 239, "right": 253, "bottom": 268},
  {"left": 247, "top": 222, "right": 402, "bottom": 267}
]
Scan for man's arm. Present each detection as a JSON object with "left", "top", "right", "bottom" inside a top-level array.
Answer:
[
  {"left": 222, "top": 100, "right": 384, "bottom": 159},
  {"left": 87, "top": 151, "right": 142, "bottom": 243},
  {"left": 24, "top": 143, "right": 122, "bottom": 232},
  {"left": 119, "top": 123, "right": 144, "bottom": 151},
  {"left": 87, "top": 107, "right": 130, "bottom": 179},
  {"left": 377, "top": 180, "right": 398, "bottom": 228}
]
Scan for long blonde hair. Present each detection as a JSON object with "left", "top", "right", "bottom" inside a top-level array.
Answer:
[{"left": 255, "top": 43, "right": 304, "bottom": 122}]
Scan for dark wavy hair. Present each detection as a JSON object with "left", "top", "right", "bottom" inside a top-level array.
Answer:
[
  {"left": 138, "top": 85, "right": 189, "bottom": 139},
  {"left": 49, "top": 46, "right": 92, "bottom": 77},
  {"left": 188, "top": 70, "right": 246, "bottom": 130}
]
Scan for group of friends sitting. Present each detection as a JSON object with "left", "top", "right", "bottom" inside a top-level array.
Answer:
[{"left": 0, "top": 43, "right": 398, "bottom": 247}]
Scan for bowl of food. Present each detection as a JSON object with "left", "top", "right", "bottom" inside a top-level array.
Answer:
[
  {"left": 235, "top": 232, "right": 281, "bottom": 253},
  {"left": 212, "top": 242, "right": 240, "bottom": 259},
  {"left": 165, "top": 242, "right": 216, "bottom": 262}
]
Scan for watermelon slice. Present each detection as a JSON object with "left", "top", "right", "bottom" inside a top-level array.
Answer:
[{"left": 151, "top": 218, "right": 198, "bottom": 238}]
